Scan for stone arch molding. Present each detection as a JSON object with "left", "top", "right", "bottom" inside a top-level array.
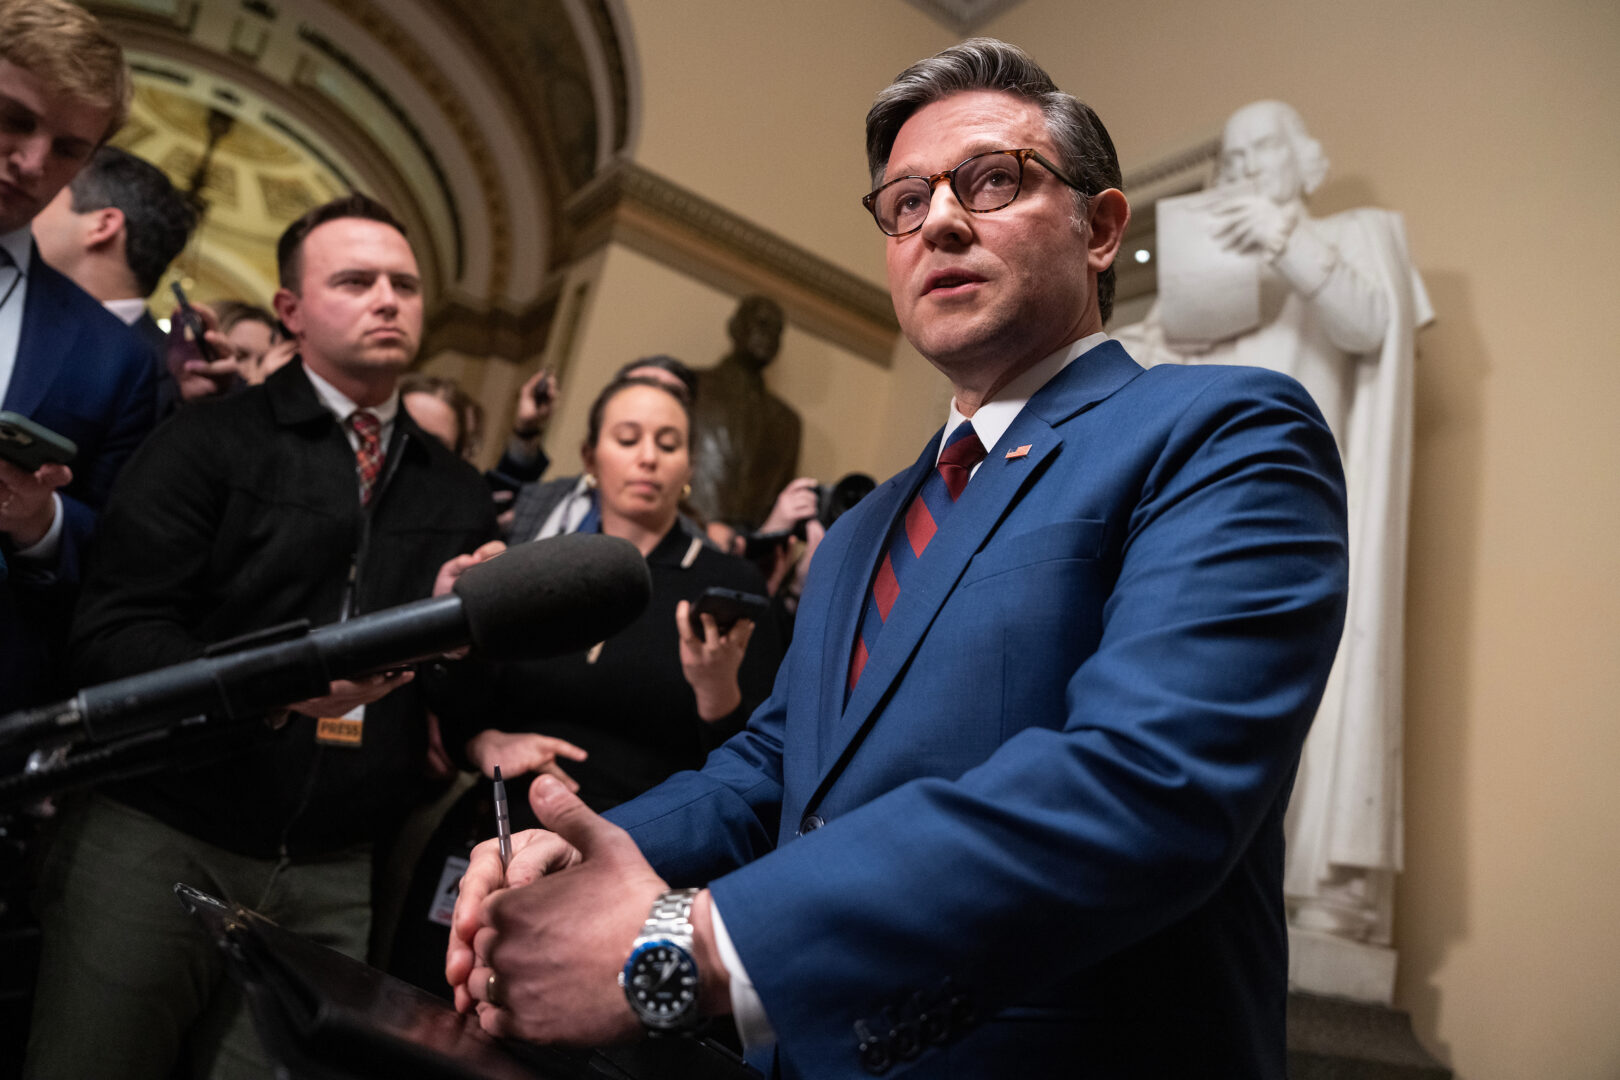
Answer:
[{"left": 86, "top": 0, "right": 636, "bottom": 363}]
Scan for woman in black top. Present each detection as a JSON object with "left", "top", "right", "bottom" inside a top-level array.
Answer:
[
  {"left": 393, "top": 375, "right": 782, "bottom": 994},
  {"left": 457, "top": 373, "right": 783, "bottom": 815}
]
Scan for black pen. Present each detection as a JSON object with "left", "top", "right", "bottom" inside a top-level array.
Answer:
[{"left": 493, "top": 764, "right": 512, "bottom": 871}]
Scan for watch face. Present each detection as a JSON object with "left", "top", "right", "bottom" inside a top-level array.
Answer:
[{"left": 623, "top": 940, "right": 699, "bottom": 1029}]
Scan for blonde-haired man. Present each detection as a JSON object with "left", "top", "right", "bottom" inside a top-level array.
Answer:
[
  {"left": 1, "top": 0, "right": 154, "bottom": 715},
  {"left": 0, "top": 0, "right": 130, "bottom": 148}
]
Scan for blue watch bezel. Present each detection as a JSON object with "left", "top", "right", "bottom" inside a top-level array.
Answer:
[{"left": 621, "top": 938, "right": 702, "bottom": 1031}]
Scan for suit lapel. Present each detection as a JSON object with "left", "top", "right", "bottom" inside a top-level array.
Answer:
[
  {"left": 813, "top": 438, "right": 936, "bottom": 761},
  {"left": 828, "top": 422, "right": 1061, "bottom": 753},
  {"left": 4, "top": 249, "right": 77, "bottom": 415},
  {"left": 809, "top": 340, "right": 1147, "bottom": 804}
]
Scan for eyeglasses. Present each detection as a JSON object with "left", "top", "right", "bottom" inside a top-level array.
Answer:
[{"left": 862, "top": 148, "right": 1088, "bottom": 237}]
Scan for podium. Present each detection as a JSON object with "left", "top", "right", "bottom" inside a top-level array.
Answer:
[{"left": 176, "top": 884, "right": 759, "bottom": 1080}]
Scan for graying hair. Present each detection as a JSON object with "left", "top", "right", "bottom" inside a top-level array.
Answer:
[{"left": 865, "top": 38, "right": 1123, "bottom": 322}]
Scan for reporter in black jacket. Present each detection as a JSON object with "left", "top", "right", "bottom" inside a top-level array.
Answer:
[{"left": 28, "top": 196, "right": 501, "bottom": 1080}]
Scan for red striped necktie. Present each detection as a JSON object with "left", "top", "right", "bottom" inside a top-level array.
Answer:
[
  {"left": 348, "top": 410, "right": 384, "bottom": 506},
  {"left": 847, "top": 421, "right": 986, "bottom": 694}
]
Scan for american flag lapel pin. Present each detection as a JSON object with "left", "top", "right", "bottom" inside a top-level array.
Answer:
[{"left": 1005, "top": 444, "right": 1032, "bottom": 460}]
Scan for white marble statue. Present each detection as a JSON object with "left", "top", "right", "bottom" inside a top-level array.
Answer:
[{"left": 1116, "top": 101, "right": 1433, "bottom": 999}]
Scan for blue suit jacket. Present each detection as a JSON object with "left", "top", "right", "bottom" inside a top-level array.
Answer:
[
  {"left": 606, "top": 343, "right": 1349, "bottom": 1078},
  {"left": 0, "top": 248, "right": 156, "bottom": 711}
]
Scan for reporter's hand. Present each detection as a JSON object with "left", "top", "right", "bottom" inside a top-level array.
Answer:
[
  {"left": 166, "top": 302, "right": 238, "bottom": 402},
  {"left": 781, "top": 518, "right": 825, "bottom": 606},
  {"left": 288, "top": 671, "right": 412, "bottom": 718},
  {"left": 464, "top": 728, "right": 587, "bottom": 791},
  {"left": 0, "top": 459, "right": 70, "bottom": 547},
  {"left": 757, "top": 476, "right": 820, "bottom": 535},
  {"left": 675, "top": 600, "right": 753, "bottom": 721},
  {"left": 463, "top": 776, "right": 666, "bottom": 1044},
  {"left": 251, "top": 338, "right": 298, "bottom": 385},
  {"left": 513, "top": 370, "right": 558, "bottom": 437},
  {"left": 447, "top": 819, "right": 583, "bottom": 1013},
  {"left": 433, "top": 540, "right": 507, "bottom": 598}
]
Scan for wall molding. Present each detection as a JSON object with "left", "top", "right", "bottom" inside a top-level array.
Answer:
[
  {"left": 1122, "top": 135, "right": 1219, "bottom": 204},
  {"left": 564, "top": 160, "right": 900, "bottom": 366},
  {"left": 422, "top": 289, "right": 562, "bottom": 363}
]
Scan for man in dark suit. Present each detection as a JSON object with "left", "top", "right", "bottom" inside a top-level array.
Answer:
[
  {"left": 448, "top": 39, "right": 1349, "bottom": 1079},
  {"left": 0, "top": 0, "right": 155, "bottom": 714}
]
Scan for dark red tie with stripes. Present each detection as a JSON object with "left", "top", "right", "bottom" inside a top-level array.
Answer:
[
  {"left": 348, "top": 410, "right": 384, "bottom": 506},
  {"left": 847, "top": 421, "right": 986, "bottom": 694}
]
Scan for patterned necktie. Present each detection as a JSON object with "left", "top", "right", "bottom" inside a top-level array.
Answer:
[
  {"left": 348, "top": 410, "right": 384, "bottom": 506},
  {"left": 848, "top": 421, "right": 986, "bottom": 694}
]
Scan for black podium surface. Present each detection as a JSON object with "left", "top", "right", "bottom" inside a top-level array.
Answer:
[{"left": 177, "top": 884, "right": 758, "bottom": 1080}]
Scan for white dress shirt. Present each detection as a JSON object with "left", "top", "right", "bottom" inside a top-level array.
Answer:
[
  {"left": 103, "top": 296, "right": 148, "bottom": 326},
  {"left": 0, "top": 226, "right": 32, "bottom": 406},
  {"left": 0, "top": 227, "right": 67, "bottom": 561}
]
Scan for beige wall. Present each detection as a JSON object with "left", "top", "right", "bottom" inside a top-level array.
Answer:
[
  {"left": 594, "top": 3, "right": 1620, "bottom": 1075},
  {"left": 535, "top": 0, "right": 965, "bottom": 484},
  {"left": 536, "top": 242, "right": 935, "bottom": 485},
  {"left": 624, "top": 0, "right": 955, "bottom": 285}
]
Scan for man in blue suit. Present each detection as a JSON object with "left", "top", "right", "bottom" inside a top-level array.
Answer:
[
  {"left": 448, "top": 39, "right": 1349, "bottom": 1078},
  {"left": 0, "top": 0, "right": 155, "bottom": 714}
]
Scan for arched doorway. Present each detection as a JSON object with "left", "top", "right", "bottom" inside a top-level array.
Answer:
[{"left": 88, "top": 0, "right": 636, "bottom": 460}]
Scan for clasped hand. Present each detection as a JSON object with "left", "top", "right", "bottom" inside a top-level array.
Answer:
[
  {"left": 447, "top": 774, "right": 667, "bottom": 1045},
  {"left": 1210, "top": 192, "right": 1299, "bottom": 258}
]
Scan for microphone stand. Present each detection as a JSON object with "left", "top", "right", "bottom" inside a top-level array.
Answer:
[{"left": 0, "top": 714, "right": 268, "bottom": 810}]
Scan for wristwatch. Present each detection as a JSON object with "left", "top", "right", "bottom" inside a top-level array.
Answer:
[{"left": 620, "top": 887, "right": 703, "bottom": 1032}]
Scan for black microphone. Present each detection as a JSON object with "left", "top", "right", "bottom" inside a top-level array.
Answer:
[{"left": 0, "top": 533, "right": 651, "bottom": 751}]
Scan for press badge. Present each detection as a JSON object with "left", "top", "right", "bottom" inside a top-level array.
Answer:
[
  {"left": 315, "top": 704, "right": 365, "bottom": 748},
  {"left": 428, "top": 855, "right": 470, "bottom": 926}
]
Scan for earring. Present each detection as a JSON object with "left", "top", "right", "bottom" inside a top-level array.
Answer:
[
  {"left": 584, "top": 473, "right": 598, "bottom": 490},
  {"left": 681, "top": 483, "right": 692, "bottom": 499}
]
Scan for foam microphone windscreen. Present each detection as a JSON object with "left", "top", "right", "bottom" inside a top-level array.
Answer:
[{"left": 452, "top": 533, "right": 652, "bottom": 661}]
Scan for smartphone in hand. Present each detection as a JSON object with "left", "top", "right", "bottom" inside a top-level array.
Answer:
[
  {"left": 0, "top": 411, "right": 77, "bottom": 471},
  {"left": 688, "top": 586, "right": 770, "bottom": 641},
  {"left": 530, "top": 371, "right": 553, "bottom": 408},
  {"left": 170, "top": 282, "right": 219, "bottom": 363}
]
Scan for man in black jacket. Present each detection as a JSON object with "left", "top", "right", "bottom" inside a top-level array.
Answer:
[{"left": 27, "top": 195, "right": 500, "bottom": 1080}]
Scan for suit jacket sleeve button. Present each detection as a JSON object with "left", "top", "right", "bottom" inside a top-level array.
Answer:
[
  {"left": 887, "top": 1018, "right": 920, "bottom": 1060},
  {"left": 854, "top": 1020, "right": 891, "bottom": 1075},
  {"left": 918, "top": 1007, "right": 950, "bottom": 1045},
  {"left": 797, "top": 814, "right": 825, "bottom": 836}
]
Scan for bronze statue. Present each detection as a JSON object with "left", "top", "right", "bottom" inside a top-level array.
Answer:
[{"left": 688, "top": 295, "right": 802, "bottom": 530}]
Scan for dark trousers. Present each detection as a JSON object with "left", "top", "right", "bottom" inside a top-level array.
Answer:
[{"left": 26, "top": 794, "right": 371, "bottom": 1080}]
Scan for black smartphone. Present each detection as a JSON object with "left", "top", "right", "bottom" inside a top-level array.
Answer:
[
  {"left": 169, "top": 282, "right": 219, "bottom": 362},
  {"left": 688, "top": 586, "right": 771, "bottom": 641},
  {"left": 529, "top": 371, "right": 553, "bottom": 408},
  {"left": 0, "top": 410, "right": 78, "bottom": 471}
]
